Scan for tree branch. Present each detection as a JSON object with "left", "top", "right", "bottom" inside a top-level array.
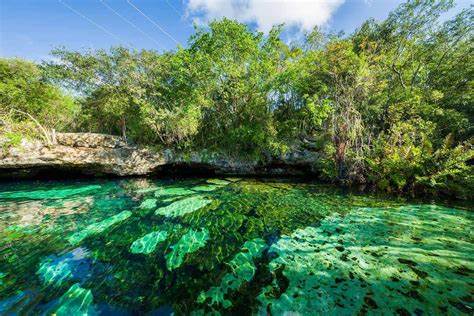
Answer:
[{"left": 11, "top": 108, "right": 53, "bottom": 146}]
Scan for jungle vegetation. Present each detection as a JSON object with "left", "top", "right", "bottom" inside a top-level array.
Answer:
[{"left": 1, "top": 0, "right": 472, "bottom": 198}]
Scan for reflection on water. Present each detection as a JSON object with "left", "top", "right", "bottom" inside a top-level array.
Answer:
[{"left": 0, "top": 178, "right": 472, "bottom": 315}]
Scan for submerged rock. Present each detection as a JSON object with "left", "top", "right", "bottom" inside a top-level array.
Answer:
[
  {"left": 166, "top": 229, "right": 210, "bottom": 270},
  {"left": 206, "top": 179, "right": 230, "bottom": 186},
  {"left": 0, "top": 185, "right": 101, "bottom": 200},
  {"left": 139, "top": 198, "right": 157, "bottom": 210},
  {"left": 198, "top": 238, "right": 267, "bottom": 308},
  {"left": 68, "top": 210, "right": 132, "bottom": 245},
  {"left": 130, "top": 230, "right": 168, "bottom": 254},
  {"left": 37, "top": 247, "right": 92, "bottom": 287},
  {"left": 154, "top": 187, "right": 195, "bottom": 197},
  {"left": 52, "top": 283, "right": 97, "bottom": 315},
  {"left": 192, "top": 185, "right": 222, "bottom": 192},
  {"left": 257, "top": 205, "right": 474, "bottom": 315},
  {"left": 155, "top": 196, "right": 212, "bottom": 218}
]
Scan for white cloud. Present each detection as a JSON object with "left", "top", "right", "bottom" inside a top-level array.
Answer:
[{"left": 186, "top": 0, "right": 346, "bottom": 32}]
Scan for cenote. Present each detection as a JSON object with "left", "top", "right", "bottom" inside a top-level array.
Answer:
[{"left": 0, "top": 177, "right": 472, "bottom": 315}]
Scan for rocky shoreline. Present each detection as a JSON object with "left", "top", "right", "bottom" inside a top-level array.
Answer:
[{"left": 0, "top": 133, "right": 319, "bottom": 179}]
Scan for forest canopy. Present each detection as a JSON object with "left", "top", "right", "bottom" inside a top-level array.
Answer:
[{"left": 1, "top": 0, "right": 473, "bottom": 197}]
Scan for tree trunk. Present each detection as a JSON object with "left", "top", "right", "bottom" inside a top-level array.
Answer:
[
  {"left": 120, "top": 117, "right": 127, "bottom": 142},
  {"left": 335, "top": 139, "right": 347, "bottom": 181}
]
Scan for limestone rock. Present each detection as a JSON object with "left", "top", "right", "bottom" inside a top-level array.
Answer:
[{"left": 0, "top": 133, "right": 320, "bottom": 178}]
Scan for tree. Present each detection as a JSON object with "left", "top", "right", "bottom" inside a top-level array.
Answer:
[{"left": 0, "top": 58, "right": 77, "bottom": 142}]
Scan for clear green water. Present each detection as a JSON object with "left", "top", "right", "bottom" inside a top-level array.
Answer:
[{"left": 0, "top": 178, "right": 472, "bottom": 315}]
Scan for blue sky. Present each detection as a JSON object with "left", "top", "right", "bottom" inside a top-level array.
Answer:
[{"left": 0, "top": 0, "right": 471, "bottom": 61}]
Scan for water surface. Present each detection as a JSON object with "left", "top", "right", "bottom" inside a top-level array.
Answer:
[{"left": 0, "top": 178, "right": 472, "bottom": 315}]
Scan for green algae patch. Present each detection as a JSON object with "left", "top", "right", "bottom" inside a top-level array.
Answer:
[
  {"left": 136, "top": 186, "right": 161, "bottom": 194},
  {"left": 258, "top": 205, "right": 474, "bottom": 315},
  {"left": 154, "top": 187, "right": 195, "bottom": 197},
  {"left": 192, "top": 185, "right": 221, "bottom": 192},
  {"left": 68, "top": 210, "right": 132, "bottom": 245},
  {"left": 139, "top": 198, "right": 157, "bottom": 210},
  {"left": 0, "top": 272, "right": 5, "bottom": 285},
  {"left": 225, "top": 177, "right": 241, "bottom": 182},
  {"left": 198, "top": 238, "right": 267, "bottom": 308},
  {"left": 155, "top": 196, "right": 212, "bottom": 218},
  {"left": 162, "top": 196, "right": 182, "bottom": 203},
  {"left": 130, "top": 230, "right": 168, "bottom": 254},
  {"left": 0, "top": 185, "right": 101, "bottom": 200},
  {"left": 206, "top": 179, "right": 230, "bottom": 186},
  {"left": 166, "top": 229, "right": 210, "bottom": 270},
  {"left": 53, "top": 283, "right": 96, "bottom": 315}
]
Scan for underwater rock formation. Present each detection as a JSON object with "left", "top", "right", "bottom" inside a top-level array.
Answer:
[
  {"left": 154, "top": 187, "right": 195, "bottom": 197},
  {"left": 155, "top": 196, "right": 212, "bottom": 218},
  {"left": 0, "top": 185, "right": 101, "bottom": 200},
  {"left": 206, "top": 179, "right": 231, "bottom": 186},
  {"left": 139, "top": 198, "right": 157, "bottom": 210},
  {"left": 51, "top": 283, "right": 96, "bottom": 315},
  {"left": 130, "top": 230, "right": 168, "bottom": 254},
  {"left": 68, "top": 210, "right": 132, "bottom": 245},
  {"left": 37, "top": 247, "right": 93, "bottom": 287},
  {"left": 198, "top": 238, "right": 267, "bottom": 309},
  {"left": 166, "top": 229, "right": 210, "bottom": 270},
  {"left": 258, "top": 205, "right": 474, "bottom": 315},
  {"left": 192, "top": 185, "right": 222, "bottom": 192}
]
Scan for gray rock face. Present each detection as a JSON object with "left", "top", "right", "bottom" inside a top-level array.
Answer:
[
  {"left": 55, "top": 133, "right": 128, "bottom": 149},
  {"left": 0, "top": 133, "right": 164, "bottom": 178},
  {"left": 0, "top": 133, "right": 319, "bottom": 178}
]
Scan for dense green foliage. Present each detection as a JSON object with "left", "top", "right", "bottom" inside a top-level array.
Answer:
[
  {"left": 1, "top": 0, "right": 472, "bottom": 197},
  {"left": 0, "top": 58, "right": 77, "bottom": 144}
]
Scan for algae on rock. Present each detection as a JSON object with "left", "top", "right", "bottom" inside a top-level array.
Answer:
[
  {"left": 166, "top": 229, "right": 210, "bottom": 270},
  {"left": 68, "top": 210, "right": 132, "bottom": 245},
  {"left": 206, "top": 179, "right": 230, "bottom": 186},
  {"left": 258, "top": 205, "right": 474, "bottom": 315},
  {"left": 139, "top": 198, "right": 157, "bottom": 210},
  {"left": 154, "top": 187, "right": 195, "bottom": 197},
  {"left": 192, "top": 185, "right": 222, "bottom": 192},
  {"left": 130, "top": 230, "right": 168, "bottom": 254},
  {"left": 198, "top": 238, "right": 267, "bottom": 309},
  {"left": 37, "top": 248, "right": 92, "bottom": 287},
  {"left": 0, "top": 185, "right": 101, "bottom": 200},
  {"left": 53, "top": 283, "right": 97, "bottom": 315},
  {"left": 155, "top": 196, "right": 212, "bottom": 218}
]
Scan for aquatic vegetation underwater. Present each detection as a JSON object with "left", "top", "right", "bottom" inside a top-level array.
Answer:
[{"left": 0, "top": 178, "right": 472, "bottom": 315}]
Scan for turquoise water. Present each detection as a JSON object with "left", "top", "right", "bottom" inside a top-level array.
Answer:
[{"left": 0, "top": 178, "right": 472, "bottom": 315}]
